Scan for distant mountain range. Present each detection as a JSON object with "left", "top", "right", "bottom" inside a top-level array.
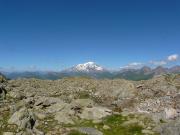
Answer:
[{"left": 1, "top": 62, "right": 180, "bottom": 81}]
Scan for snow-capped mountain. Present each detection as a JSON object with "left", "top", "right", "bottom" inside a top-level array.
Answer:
[
  {"left": 57, "top": 62, "right": 112, "bottom": 79},
  {"left": 69, "top": 62, "right": 105, "bottom": 73}
]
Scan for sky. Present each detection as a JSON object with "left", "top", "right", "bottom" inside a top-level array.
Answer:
[{"left": 0, "top": 0, "right": 180, "bottom": 71}]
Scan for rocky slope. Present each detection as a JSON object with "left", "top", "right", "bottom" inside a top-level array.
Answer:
[{"left": 0, "top": 74, "right": 180, "bottom": 135}]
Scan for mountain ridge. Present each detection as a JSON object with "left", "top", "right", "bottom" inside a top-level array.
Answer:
[{"left": 1, "top": 62, "right": 180, "bottom": 81}]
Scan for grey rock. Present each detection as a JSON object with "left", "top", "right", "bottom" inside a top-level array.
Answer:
[
  {"left": 34, "top": 96, "right": 63, "bottom": 108},
  {"left": 45, "top": 102, "right": 67, "bottom": 114},
  {"left": 8, "top": 108, "right": 36, "bottom": 130},
  {"left": 9, "top": 91, "right": 25, "bottom": 100},
  {"left": 54, "top": 105, "right": 75, "bottom": 124},
  {"left": 10, "top": 100, "right": 26, "bottom": 113},
  {"left": 71, "top": 99, "right": 94, "bottom": 108},
  {"left": 78, "top": 106, "right": 112, "bottom": 120},
  {"left": 78, "top": 127, "right": 103, "bottom": 135},
  {"left": 165, "top": 108, "right": 178, "bottom": 119},
  {"left": 160, "top": 119, "right": 180, "bottom": 135}
]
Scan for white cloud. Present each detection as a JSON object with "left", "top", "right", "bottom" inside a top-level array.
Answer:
[
  {"left": 121, "top": 62, "right": 143, "bottom": 69},
  {"left": 128, "top": 62, "right": 142, "bottom": 66},
  {"left": 167, "top": 54, "right": 179, "bottom": 61},
  {"left": 149, "top": 60, "right": 167, "bottom": 66},
  {"left": 149, "top": 54, "right": 179, "bottom": 67}
]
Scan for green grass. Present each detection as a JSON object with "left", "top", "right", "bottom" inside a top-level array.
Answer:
[
  {"left": 36, "top": 115, "right": 60, "bottom": 133},
  {"left": 0, "top": 110, "right": 17, "bottom": 134},
  {"left": 66, "top": 114, "right": 159, "bottom": 135},
  {"left": 102, "top": 115, "right": 142, "bottom": 135},
  {"left": 77, "top": 91, "right": 90, "bottom": 99}
]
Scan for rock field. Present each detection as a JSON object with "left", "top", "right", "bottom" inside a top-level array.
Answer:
[{"left": 0, "top": 74, "right": 180, "bottom": 135}]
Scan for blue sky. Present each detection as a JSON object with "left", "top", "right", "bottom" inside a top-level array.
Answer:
[{"left": 0, "top": 0, "right": 180, "bottom": 71}]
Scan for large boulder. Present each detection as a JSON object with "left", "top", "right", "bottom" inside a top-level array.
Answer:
[
  {"left": 45, "top": 102, "right": 68, "bottom": 113},
  {"left": 54, "top": 100, "right": 112, "bottom": 124},
  {"left": 34, "top": 96, "right": 63, "bottom": 108},
  {"left": 8, "top": 108, "right": 36, "bottom": 130},
  {"left": 9, "top": 91, "right": 25, "bottom": 100},
  {"left": 54, "top": 105, "right": 75, "bottom": 124},
  {"left": 71, "top": 99, "right": 94, "bottom": 108},
  {"left": 8, "top": 107, "right": 44, "bottom": 134},
  {"left": 78, "top": 106, "right": 112, "bottom": 120}
]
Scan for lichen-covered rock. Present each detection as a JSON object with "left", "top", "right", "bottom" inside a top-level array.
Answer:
[
  {"left": 0, "top": 86, "right": 7, "bottom": 100},
  {"left": 0, "top": 75, "right": 6, "bottom": 83},
  {"left": 3, "top": 132, "right": 14, "bottom": 135}
]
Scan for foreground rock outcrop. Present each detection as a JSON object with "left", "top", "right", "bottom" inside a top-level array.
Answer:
[{"left": 0, "top": 74, "right": 180, "bottom": 135}]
